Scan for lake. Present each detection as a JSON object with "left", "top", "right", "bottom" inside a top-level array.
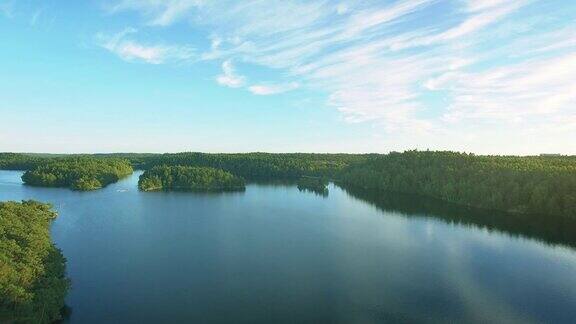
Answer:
[{"left": 1, "top": 170, "right": 576, "bottom": 323}]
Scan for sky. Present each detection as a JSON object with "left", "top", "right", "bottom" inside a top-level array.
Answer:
[{"left": 0, "top": 0, "right": 575, "bottom": 154}]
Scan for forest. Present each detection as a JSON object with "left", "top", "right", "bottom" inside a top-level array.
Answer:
[
  {"left": 0, "top": 200, "right": 69, "bottom": 323},
  {"left": 1, "top": 152, "right": 365, "bottom": 179},
  {"left": 21, "top": 158, "right": 133, "bottom": 191},
  {"left": 131, "top": 152, "right": 366, "bottom": 180},
  {"left": 139, "top": 165, "right": 246, "bottom": 192},
  {"left": 0, "top": 152, "right": 365, "bottom": 178},
  {"left": 339, "top": 151, "right": 576, "bottom": 218},
  {"left": 0, "top": 153, "right": 70, "bottom": 170},
  {"left": 2, "top": 151, "right": 575, "bottom": 217}
]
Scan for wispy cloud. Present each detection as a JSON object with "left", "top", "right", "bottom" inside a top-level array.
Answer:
[
  {"left": 0, "top": 0, "right": 15, "bottom": 18},
  {"left": 30, "top": 8, "right": 42, "bottom": 26},
  {"left": 216, "top": 60, "right": 245, "bottom": 88},
  {"left": 248, "top": 82, "right": 299, "bottom": 95},
  {"left": 343, "top": 0, "right": 434, "bottom": 37},
  {"left": 390, "top": 1, "right": 527, "bottom": 50},
  {"left": 97, "top": 28, "right": 195, "bottom": 64},
  {"left": 105, "top": 0, "right": 576, "bottom": 144},
  {"left": 466, "top": 0, "right": 514, "bottom": 12},
  {"left": 437, "top": 52, "right": 576, "bottom": 123}
]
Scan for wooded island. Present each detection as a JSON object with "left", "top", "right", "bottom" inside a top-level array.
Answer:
[
  {"left": 138, "top": 165, "right": 245, "bottom": 192},
  {"left": 20, "top": 158, "right": 133, "bottom": 191}
]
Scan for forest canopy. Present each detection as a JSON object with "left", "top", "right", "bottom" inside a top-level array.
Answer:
[
  {"left": 339, "top": 151, "right": 576, "bottom": 218},
  {"left": 138, "top": 165, "right": 246, "bottom": 192},
  {"left": 3, "top": 151, "right": 576, "bottom": 217},
  {"left": 0, "top": 152, "right": 366, "bottom": 179},
  {"left": 0, "top": 200, "right": 69, "bottom": 323},
  {"left": 21, "top": 158, "right": 133, "bottom": 191},
  {"left": 132, "top": 152, "right": 366, "bottom": 180}
]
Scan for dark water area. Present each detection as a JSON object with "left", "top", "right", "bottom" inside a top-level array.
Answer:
[
  {"left": 341, "top": 185, "right": 576, "bottom": 249},
  {"left": 1, "top": 170, "right": 576, "bottom": 323}
]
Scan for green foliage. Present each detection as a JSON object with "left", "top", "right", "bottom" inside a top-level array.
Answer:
[
  {"left": 72, "top": 177, "right": 103, "bottom": 191},
  {"left": 6, "top": 151, "right": 576, "bottom": 217},
  {"left": 339, "top": 150, "right": 576, "bottom": 217},
  {"left": 0, "top": 153, "right": 47, "bottom": 170},
  {"left": 21, "top": 158, "right": 133, "bottom": 191},
  {"left": 138, "top": 175, "right": 163, "bottom": 191},
  {"left": 139, "top": 165, "right": 246, "bottom": 191},
  {"left": 1, "top": 152, "right": 367, "bottom": 179},
  {"left": 0, "top": 200, "right": 70, "bottom": 323},
  {"left": 134, "top": 152, "right": 367, "bottom": 180}
]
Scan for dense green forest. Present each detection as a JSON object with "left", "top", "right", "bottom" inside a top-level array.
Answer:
[
  {"left": 1, "top": 152, "right": 366, "bottom": 178},
  {"left": 21, "top": 158, "right": 133, "bottom": 191},
  {"left": 139, "top": 165, "right": 246, "bottom": 192},
  {"left": 339, "top": 151, "right": 576, "bottom": 217},
  {"left": 2, "top": 151, "right": 575, "bottom": 217},
  {"left": 0, "top": 200, "right": 69, "bottom": 323},
  {"left": 0, "top": 153, "right": 55, "bottom": 170},
  {"left": 132, "top": 152, "right": 366, "bottom": 180}
]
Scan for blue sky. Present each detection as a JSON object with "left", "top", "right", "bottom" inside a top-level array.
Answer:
[{"left": 1, "top": 0, "right": 575, "bottom": 154}]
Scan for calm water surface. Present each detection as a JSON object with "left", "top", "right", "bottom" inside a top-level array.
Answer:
[{"left": 1, "top": 170, "right": 576, "bottom": 323}]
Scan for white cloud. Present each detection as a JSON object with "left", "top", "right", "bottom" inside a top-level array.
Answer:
[
  {"left": 248, "top": 82, "right": 299, "bottom": 95},
  {"left": 97, "top": 28, "right": 195, "bottom": 64},
  {"left": 106, "top": 0, "right": 576, "bottom": 152},
  {"left": 390, "top": 1, "right": 526, "bottom": 50},
  {"left": 465, "top": 0, "right": 513, "bottom": 12},
  {"left": 216, "top": 60, "right": 245, "bottom": 88},
  {"left": 437, "top": 53, "right": 576, "bottom": 123},
  {"left": 336, "top": 3, "right": 348, "bottom": 15},
  {"left": 344, "top": 0, "right": 434, "bottom": 37}
]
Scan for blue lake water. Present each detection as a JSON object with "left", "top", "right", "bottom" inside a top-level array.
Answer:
[{"left": 1, "top": 170, "right": 576, "bottom": 323}]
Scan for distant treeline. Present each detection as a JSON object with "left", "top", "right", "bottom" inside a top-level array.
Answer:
[
  {"left": 1, "top": 152, "right": 365, "bottom": 179},
  {"left": 0, "top": 200, "right": 69, "bottom": 323},
  {"left": 339, "top": 151, "right": 576, "bottom": 218},
  {"left": 132, "top": 152, "right": 366, "bottom": 180},
  {"left": 21, "top": 158, "right": 133, "bottom": 191},
  {"left": 2, "top": 151, "right": 576, "bottom": 217},
  {"left": 0, "top": 153, "right": 55, "bottom": 170},
  {"left": 139, "top": 165, "right": 245, "bottom": 192}
]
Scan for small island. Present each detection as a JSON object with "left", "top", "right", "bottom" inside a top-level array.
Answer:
[
  {"left": 21, "top": 158, "right": 133, "bottom": 191},
  {"left": 138, "top": 165, "right": 245, "bottom": 192},
  {"left": 0, "top": 200, "right": 70, "bottom": 323}
]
